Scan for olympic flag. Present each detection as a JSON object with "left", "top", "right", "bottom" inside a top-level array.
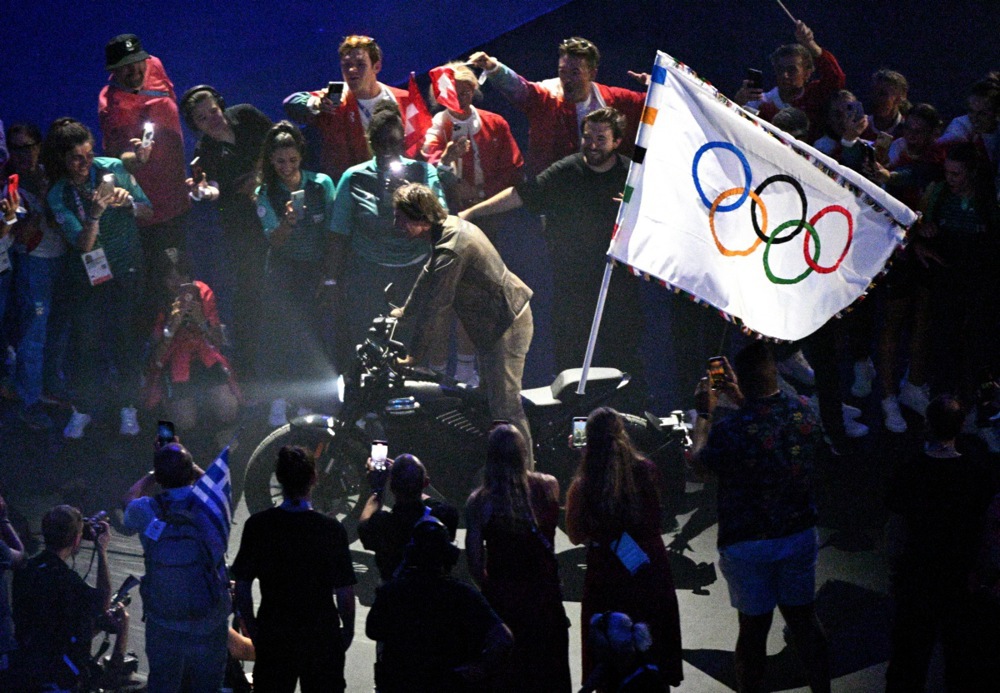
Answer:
[{"left": 609, "top": 52, "right": 918, "bottom": 340}]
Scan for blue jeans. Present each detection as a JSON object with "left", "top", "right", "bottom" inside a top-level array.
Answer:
[
  {"left": 13, "top": 253, "right": 66, "bottom": 406},
  {"left": 145, "top": 618, "right": 228, "bottom": 693}
]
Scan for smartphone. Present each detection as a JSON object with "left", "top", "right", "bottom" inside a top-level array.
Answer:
[
  {"left": 156, "top": 420, "right": 175, "bottom": 446},
  {"left": 6, "top": 174, "right": 18, "bottom": 201},
  {"left": 327, "top": 81, "right": 345, "bottom": 101},
  {"left": 452, "top": 121, "right": 466, "bottom": 141},
  {"left": 189, "top": 156, "right": 204, "bottom": 184},
  {"left": 746, "top": 68, "right": 763, "bottom": 90},
  {"left": 572, "top": 417, "right": 587, "bottom": 448},
  {"left": 141, "top": 122, "right": 155, "bottom": 148},
  {"left": 708, "top": 356, "right": 726, "bottom": 390},
  {"left": 290, "top": 189, "right": 305, "bottom": 220},
  {"left": 97, "top": 173, "right": 116, "bottom": 198},
  {"left": 371, "top": 440, "right": 388, "bottom": 469}
]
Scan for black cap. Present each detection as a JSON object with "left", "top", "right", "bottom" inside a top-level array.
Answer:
[{"left": 105, "top": 34, "right": 150, "bottom": 71}]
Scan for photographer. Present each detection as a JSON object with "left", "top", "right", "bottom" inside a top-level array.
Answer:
[
  {"left": 11, "top": 505, "right": 112, "bottom": 691},
  {"left": 0, "top": 492, "right": 26, "bottom": 686},
  {"left": 142, "top": 251, "right": 239, "bottom": 432}
]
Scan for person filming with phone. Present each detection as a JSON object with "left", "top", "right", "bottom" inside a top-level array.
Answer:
[
  {"left": 690, "top": 343, "right": 830, "bottom": 693},
  {"left": 254, "top": 121, "right": 339, "bottom": 424}
]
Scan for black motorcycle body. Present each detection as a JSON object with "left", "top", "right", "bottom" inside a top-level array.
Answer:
[{"left": 243, "top": 315, "right": 688, "bottom": 516}]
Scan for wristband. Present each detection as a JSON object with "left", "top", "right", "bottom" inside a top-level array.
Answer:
[{"left": 3, "top": 217, "right": 15, "bottom": 226}]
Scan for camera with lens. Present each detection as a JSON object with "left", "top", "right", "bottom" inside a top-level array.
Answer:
[{"left": 81, "top": 510, "right": 109, "bottom": 541}]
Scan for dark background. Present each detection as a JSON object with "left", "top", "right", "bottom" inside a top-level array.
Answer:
[{"left": 5, "top": 0, "right": 998, "bottom": 150}]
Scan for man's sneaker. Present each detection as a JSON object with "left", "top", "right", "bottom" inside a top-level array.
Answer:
[
  {"left": 807, "top": 395, "right": 862, "bottom": 423},
  {"left": 881, "top": 396, "right": 907, "bottom": 433},
  {"left": 120, "top": 406, "right": 140, "bottom": 436},
  {"left": 850, "top": 358, "right": 876, "bottom": 398},
  {"left": 269, "top": 398, "right": 288, "bottom": 427},
  {"left": 19, "top": 403, "right": 54, "bottom": 432},
  {"left": 777, "top": 350, "right": 815, "bottom": 386},
  {"left": 898, "top": 380, "right": 930, "bottom": 417},
  {"left": 844, "top": 417, "right": 870, "bottom": 439},
  {"left": 64, "top": 409, "right": 92, "bottom": 439}
]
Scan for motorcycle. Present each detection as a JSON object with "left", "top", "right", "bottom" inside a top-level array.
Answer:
[{"left": 243, "top": 313, "right": 689, "bottom": 517}]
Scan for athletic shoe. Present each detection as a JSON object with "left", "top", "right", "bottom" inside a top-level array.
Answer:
[
  {"left": 881, "top": 396, "right": 907, "bottom": 433},
  {"left": 850, "top": 358, "right": 876, "bottom": 398},
  {"left": 777, "top": 350, "right": 815, "bottom": 386},
  {"left": 898, "top": 380, "right": 930, "bottom": 417},
  {"left": 269, "top": 398, "right": 288, "bottom": 427},
  {"left": 120, "top": 406, "right": 140, "bottom": 436},
  {"left": 844, "top": 417, "right": 870, "bottom": 439},
  {"left": 19, "top": 404, "right": 54, "bottom": 431},
  {"left": 64, "top": 409, "right": 92, "bottom": 439},
  {"left": 806, "top": 395, "right": 862, "bottom": 423}
]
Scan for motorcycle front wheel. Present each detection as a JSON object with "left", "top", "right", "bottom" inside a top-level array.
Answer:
[{"left": 243, "top": 420, "right": 368, "bottom": 524}]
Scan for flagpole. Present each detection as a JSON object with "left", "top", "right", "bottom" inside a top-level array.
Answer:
[{"left": 576, "top": 258, "right": 615, "bottom": 395}]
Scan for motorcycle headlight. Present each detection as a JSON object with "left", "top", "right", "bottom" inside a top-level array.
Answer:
[{"left": 336, "top": 374, "right": 345, "bottom": 404}]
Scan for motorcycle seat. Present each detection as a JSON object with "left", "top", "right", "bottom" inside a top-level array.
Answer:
[{"left": 521, "top": 367, "right": 625, "bottom": 407}]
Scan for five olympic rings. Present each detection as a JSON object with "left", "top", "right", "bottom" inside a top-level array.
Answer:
[{"left": 692, "top": 141, "right": 854, "bottom": 285}]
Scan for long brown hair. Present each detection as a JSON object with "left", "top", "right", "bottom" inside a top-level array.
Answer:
[
  {"left": 576, "top": 407, "right": 655, "bottom": 535},
  {"left": 474, "top": 424, "right": 537, "bottom": 529}
]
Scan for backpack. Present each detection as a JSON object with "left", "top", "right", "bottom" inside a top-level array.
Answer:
[{"left": 139, "top": 494, "right": 226, "bottom": 621}]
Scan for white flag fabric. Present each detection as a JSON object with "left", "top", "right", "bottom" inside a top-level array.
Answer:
[{"left": 609, "top": 52, "right": 918, "bottom": 341}]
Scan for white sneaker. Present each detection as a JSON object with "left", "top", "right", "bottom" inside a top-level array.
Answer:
[
  {"left": 881, "top": 396, "right": 907, "bottom": 433},
  {"left": 120, "top": 406, "right": 140, "bottom": 436},
  {"left": 844, "top": 417, "right": 870, "bottom": 439},
  {"left": 64, "top": 409, "right": 92, "bottom": 439},
  {"left": 851, "top": 359, "right": 876, "bottom": 398},
  {"left": 777, "top": 350, "right": 815, "bottom": 386},
  {"left": 898, "top": 380, "right": 930, "bottom": 417},
  {"left": 808, "top": 395, "right": 862, "bottom": 423},
  {"left": 269, "top": 398, "right": 288, "bottom": 427}
]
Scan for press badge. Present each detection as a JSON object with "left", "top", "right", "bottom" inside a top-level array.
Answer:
[
  {"left": 144, "top": 517, "right": 167, "bottom": 541},
  {"left": 82, "top": 248, "right": 113, "bottom": 286}
]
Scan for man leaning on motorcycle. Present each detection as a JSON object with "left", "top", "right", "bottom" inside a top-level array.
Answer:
[{"left": 390, "top": 182, "right": 536, "bottom": 465}]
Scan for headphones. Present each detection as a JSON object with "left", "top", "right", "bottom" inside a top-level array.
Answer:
[{"left": 179, "top": 84, "right": 226, "bottom": 131}]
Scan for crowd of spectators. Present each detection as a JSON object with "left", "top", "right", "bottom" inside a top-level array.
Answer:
[{"left": 0, "top": 15, "right": 998, "bottom": 693}]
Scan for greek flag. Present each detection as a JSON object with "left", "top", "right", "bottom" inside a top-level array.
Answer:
[
  {"left": 608, "top": 51, "right": 918, "bottom": 340},
  {"left": 192, "top": 446, "right": 232, "bottom": 546}
]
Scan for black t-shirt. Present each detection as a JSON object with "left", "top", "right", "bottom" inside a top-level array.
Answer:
[
  {"left": 357, "top": 499, "right": 459, "bottom": 582},
  {"left": 366, "top": 570, "right": 504, "bottom": 692},
  {"left": 12, "top": 549, "right": 102, "bottom": 686},
  {"left": 231, "top": 507, "right": 356, "bottom": 637},
  {"left": 193, "top": 104, "right": 273, "bottom": 237},
  {"left": 516, "top": 152, "right": 629, "bottom": 290},
  {"left": 886, "top": 437, "right": 997, "bottom": 581}
]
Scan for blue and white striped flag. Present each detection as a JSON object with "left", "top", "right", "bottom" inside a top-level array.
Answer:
[{"left": 192, "top": 446, "right": 232, "bottom": 547}]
